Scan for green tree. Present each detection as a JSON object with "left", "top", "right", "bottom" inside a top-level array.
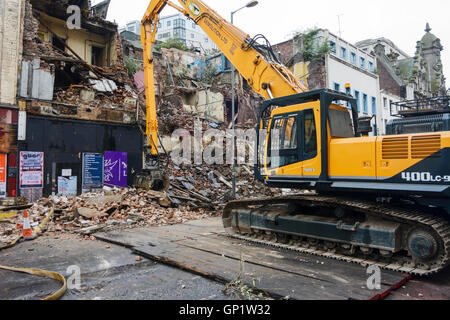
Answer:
[
  {"left": 124, "top": 56, "right": 139, "bottom": 77},
  {"left": 155, "top": 38, "right": 190, "bottom": 52},
  {"left": 293, "top": 28, "right": 330, "bottom": 61},
  {"left": 200, "top": 61, "right": 217, "bottom": 84}
]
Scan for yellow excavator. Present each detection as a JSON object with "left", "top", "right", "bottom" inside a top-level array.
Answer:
[{"left": 137, "top": 0, "right": 450, "bottom": 276}]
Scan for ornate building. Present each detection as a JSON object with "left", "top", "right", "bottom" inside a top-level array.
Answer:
[
  {"left": 413, "top": 23, "right": 446, "bottom": 97},
  {"left": 357, "top": 23, "right": 446, "bottom": 99}
]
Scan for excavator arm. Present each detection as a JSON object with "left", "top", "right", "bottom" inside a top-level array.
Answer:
[{"left": 140, "top": 0, "right": 308, "bottom": 157}]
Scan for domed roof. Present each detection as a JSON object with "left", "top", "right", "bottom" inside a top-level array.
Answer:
[{"left": 421, "top": 23, "right": 439, "bottom": 49}]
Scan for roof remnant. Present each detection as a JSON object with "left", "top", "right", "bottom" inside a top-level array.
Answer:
[{"left": 91, "top": 0, "right": 111, "bottom": 19}]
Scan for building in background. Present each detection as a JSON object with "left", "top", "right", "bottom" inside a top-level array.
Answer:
[
  {"left": 156, "top": 13, "right": 218, "bottom": 53},
  {"left": 121, "top": 14, "right": 218, "bottom": 54},
  {"left": 357, "top": 24, "right": 447, "bottom": 134},
  {"left": 356, "top": 38, "right": 415, "bottom": 134},
  {"left": 119, "top": 20, "right": 141, "bottom": 36},
  {"left": 274, "top": 29, "right": 381, "bottom": 135}
]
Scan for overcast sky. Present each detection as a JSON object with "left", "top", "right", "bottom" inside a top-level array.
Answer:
[{"left": 93, "top": 0, "right": 449, "bottom": 85}]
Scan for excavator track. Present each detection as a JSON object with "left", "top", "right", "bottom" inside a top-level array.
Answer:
[{"left": 223, "top": 195, "right": 450, "bottom": 276}]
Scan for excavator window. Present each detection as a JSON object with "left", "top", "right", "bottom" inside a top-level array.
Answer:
[
  {"left": 269, "top": 115, "right": 300, "bottom": 169},
  {"left": 284, "top": 117, "right": 298, "bottom": 149},
  {"left": 304, "top": 110, "right": 317, "bottom": 155}
]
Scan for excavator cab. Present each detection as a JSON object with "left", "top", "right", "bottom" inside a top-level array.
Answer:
[{"left": 255, "top": 89, "right": 359, "bottom": 190}]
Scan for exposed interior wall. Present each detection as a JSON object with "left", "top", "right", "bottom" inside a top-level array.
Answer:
[
  {"left": 0, "top": 0, "right": 25, "bottom": 105},
  {"left": 17, "top": 0, "right": 138, "bottom": 125},
  {"left": 182, "top": 90, "right": 225, "bottom": 123},
  {"left": 290, "top": 59, "right": 326, "bottom": 91},
  {"left": 35, "top": 11, "right": 115, "bottom": 67},
  {"left": 292, "top": 61, "right": 310, "bottom": 88}
]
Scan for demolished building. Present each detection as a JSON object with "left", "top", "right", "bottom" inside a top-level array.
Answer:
[
  {"left": 152, "top": 47, "right": 262, "bottom": 129},
  {"left": 0, "top": 0, "right": 270, "bottom": 203},
  {"left": 1, "top": 0, "right": 144, "bottom": 200}
]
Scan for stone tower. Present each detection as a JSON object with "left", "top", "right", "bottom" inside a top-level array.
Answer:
[{"left": 414, "top": 23, "right": 446, "bottom": 96}]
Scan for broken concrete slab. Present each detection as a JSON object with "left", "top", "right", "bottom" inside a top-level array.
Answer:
[
  {"left": 76, "top": 207, "right": 108, "bottom": 219},
  {"left": 80, "top": 89, "right": 95, "bottom": 102},
  {"left": 85, "top": 195, "right": 123, "bottom": 207},
  {"left": 89, "top": 79, "right": 118, "bottom": 92}
]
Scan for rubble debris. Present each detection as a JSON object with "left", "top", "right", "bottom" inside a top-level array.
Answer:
[
  {"left": 1, "top": 157, "right": 279, "bottom": 242},
  {"left": 213, "top": 171, "right": 232, "bottom": 189}
]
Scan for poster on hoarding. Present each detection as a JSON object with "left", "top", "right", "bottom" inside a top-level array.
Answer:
[
  {"left": 0, "top": 154, "right": 7, "bottom": 198},
  {"left": 104, "top": 152, "right": 127, "bottom": 188},
  {"left": 82, "top": 153, "right": 103, "bottom": 193},
  {"left": 20, "top": 152, "right": 44, "bottom": 189}
]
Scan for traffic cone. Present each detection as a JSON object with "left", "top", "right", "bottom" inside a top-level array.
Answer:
[{"left": 22, "top": 210, "right": 36, "bottom": 241}]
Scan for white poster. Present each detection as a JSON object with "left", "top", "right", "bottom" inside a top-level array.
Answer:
[{"left": 20, "top": 151, "right": 44, "bottom": 189}]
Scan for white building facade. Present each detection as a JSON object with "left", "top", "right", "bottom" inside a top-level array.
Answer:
[
  {"left": 356, "top": 38, "right": 416, "bottom": 134},
  {"left": 120, "top": 15, "right": 218, "bottom": 54},
  {"left": 155, "top": 13, "right": 218, "bottom": 54},
  {"left": 319, "top": 30, "right": 381, "bottom": 135},
  {"left": 119, "top": 21, "right": 141, "bottom": 36}
]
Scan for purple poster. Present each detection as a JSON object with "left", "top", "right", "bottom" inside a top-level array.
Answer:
[{"left": 104, "top": 152, "right": 128, "bottom": 188}]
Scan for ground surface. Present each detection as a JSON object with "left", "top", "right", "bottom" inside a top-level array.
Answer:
[
  {"left": 0, "top": 218, "right": 449, "bottom": 300},
  {"left": 0, "top": 235, "right": 231, "bottom": 300}
]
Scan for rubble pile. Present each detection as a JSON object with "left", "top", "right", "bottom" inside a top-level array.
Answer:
[
  {"left": 0, "top": 223, "right": 22, "bottom": 246},
  {"left": 167, "top": 160, "right": 279, "bottom": 205},
  {"left": 0, "top": 188, "right": 217, "bottom": 245},
  {"left": 38, "top": 188, "right": 216, "bottom": 231},
  {"left": 157, "top": 92, "right": 197, "bottom": 134},
  {"left": 0, "top": 157, "right": 278, "bottom": 244},
  {"left": 54, "top": 84, "right": 137, "bottom": 112}
]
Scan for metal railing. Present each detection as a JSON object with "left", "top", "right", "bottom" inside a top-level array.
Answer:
[{"left": 391, "top": 95, "right": 450, "bottom": 117}]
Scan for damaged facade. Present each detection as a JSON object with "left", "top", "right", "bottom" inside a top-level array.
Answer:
[
  {"left": 0, "top": 0, "right": 144, "bottom": 199},
  {"left": 120, "top": 30, "right": 143, "bottom": 63},
  {"left": 137, "top": 46, "right": 262, "bottom": 153},
  {"left": 0, "top": 0, "right": 26, "bottom": 197}
]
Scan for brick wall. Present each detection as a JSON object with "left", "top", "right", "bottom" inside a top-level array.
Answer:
[
  {"left": 272, "top": 40, "right": 293, "bottom": 66},
  {"left": 0, "top": 0, "right": 24, "bottom": 105},
  {"left": 377, "top": 58, "right": 401, "bottom": 97}
]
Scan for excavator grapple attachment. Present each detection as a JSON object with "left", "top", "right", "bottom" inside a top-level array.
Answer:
[{"left": 134, "top": 170, "right": 170, "bottom": 192}]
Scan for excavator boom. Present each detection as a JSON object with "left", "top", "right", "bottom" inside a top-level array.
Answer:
[{"left": 140, "top": 0, "right": 307, "bottom": 157}]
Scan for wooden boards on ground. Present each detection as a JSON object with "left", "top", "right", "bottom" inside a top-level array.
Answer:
[{"left": 95, "top": 218, "right": 407, "bottom": 300}]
